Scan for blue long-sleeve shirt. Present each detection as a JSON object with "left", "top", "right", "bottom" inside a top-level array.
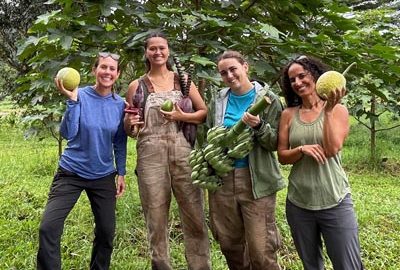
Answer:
[{"left": 59, "top": 86, "right": 127, "bottom": 179}]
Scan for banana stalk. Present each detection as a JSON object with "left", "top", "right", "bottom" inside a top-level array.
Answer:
[{"left": 221, "top": 95, "right": 272, "bottom": 147}]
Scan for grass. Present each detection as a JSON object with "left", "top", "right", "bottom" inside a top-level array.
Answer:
[{"left": 0, "top": 114, "right": 399, "bottom": 269}]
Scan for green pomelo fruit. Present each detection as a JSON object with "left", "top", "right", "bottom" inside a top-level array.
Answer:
[
  {"left": 161, "top": 100, "right": 174, "bottom": 112},
  {"left": 316, "top": 71, "right": 346, "bottom": 96},
  {"left": 56, "top": 67, "right": 80, "bottom": 91}
]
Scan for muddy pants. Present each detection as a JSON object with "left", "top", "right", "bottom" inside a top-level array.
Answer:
[
  {"left": 209, "top": 168, "right": 281, "bottom": 270},
  {"left": 136, "top": 133, "right": 210, "bottom": 270}
]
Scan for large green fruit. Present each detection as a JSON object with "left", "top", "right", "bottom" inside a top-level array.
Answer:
[
  {"left": 316, "top": 62, "right": 356, "bottom": 96},
  {"left": 316, "top": 71, "right": 346, "bottom": 96},
  {"left": 56, "top": 67, "right": 80, "bottom": 91},
  {"left": 161, "top": 99, "right": 174, "bottom": 112}
]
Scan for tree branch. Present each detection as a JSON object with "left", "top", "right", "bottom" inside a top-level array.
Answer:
[{"left": 376, "top": 124, "right": 400, "bottom": 133}]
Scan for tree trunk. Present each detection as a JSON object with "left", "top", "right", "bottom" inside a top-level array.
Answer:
[{"left": 370, "top": 94, "right": 376, "bottom": 160}]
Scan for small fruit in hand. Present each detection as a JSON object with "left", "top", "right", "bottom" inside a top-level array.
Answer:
[
  {"left": 316, "top": 62, "right": 356, "bottom": 96},
  {"left": 56, "top": 67, "right": 80, "bottom": 91},
  {"left": 161, "top": 99, "right": 174, "bottom": 112}
]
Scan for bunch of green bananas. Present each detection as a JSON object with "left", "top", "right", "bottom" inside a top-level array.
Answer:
[
  {"left": 189, "top": 96, "right": 271, "bottom": 191},
  {"left": 188, "top": 126, "right": 255, "bottom": 192},
  {"left": 189, "top": 149, "right": 223, "bottom": 191},
  {"left": 203, "top": 143, "right": 234, "bottom": 177}
]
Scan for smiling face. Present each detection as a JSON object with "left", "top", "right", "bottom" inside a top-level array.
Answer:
[
  {"left": 217, "top": 57, "right": 251, "bottom": 92},
  {"left": 287, "top": 63, "right": 316, "bottom": 97},
  {"left": 93, "top": 56, "right": 120, "bottom": 92},
  {"left": 145, "top": 37, "right": 170, "bottom": 67}
]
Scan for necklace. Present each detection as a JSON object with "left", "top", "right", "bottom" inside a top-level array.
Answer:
[
  {"left": 147, "top": 72, "right": 173, "bottom": 89},
  {"left": 300, "top": 99, "right": 324, "bottom": 112}
]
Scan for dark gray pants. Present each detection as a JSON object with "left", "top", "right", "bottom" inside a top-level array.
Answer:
[
  {"left": 37, "top": 167, "right": 117, "bottom": 270},
  {"left": 286, "top": 193, "right": 363, "bottom": 270}
]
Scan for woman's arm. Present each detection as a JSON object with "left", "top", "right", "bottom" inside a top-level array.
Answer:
[
  {"left": 123, "top": 79, "right": 143, "bottom": 137},
  {"left": 277, "top": 108, "right": 304, "bottom": 164},
  {"left": 323, "top": 88, "right": 349, "bottom": 157}
]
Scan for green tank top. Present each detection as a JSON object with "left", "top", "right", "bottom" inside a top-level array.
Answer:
[{"left": 288, "top": 108, "right": 350, "bottom": 210}]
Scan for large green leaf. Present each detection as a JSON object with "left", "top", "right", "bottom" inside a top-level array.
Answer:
[{"left": 190, "top": 56, "right": 216, "bottom": 67}]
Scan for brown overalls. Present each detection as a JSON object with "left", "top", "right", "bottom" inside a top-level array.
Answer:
[{"left": 135, "top": 76, "right": 210, "bottom": 270}]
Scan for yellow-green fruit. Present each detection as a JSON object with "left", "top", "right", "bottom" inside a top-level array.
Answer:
[
  {"left": 56, "top": 67, "right": 80, "bottom": 91},
  {"left": 316, "top": 71, "right": 346, "bottom": 96},
  {"left": 316, "top": 62, "right": 356, "bottom": 96},
  {"left": 161, "top": 99, "right": 174, "bottom": 112}
]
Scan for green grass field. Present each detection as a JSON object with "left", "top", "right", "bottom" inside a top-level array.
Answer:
[{"left": 0, "top": 112, "right": 399, "bottom": 269}]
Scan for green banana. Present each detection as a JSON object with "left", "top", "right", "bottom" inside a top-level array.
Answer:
[
  {"left": 227, "top": 147, "right": 251, "bottom": 159},
  {"left": 192, "top": 179, "right": 201, "bottom": 185},
  {"left": 195, "top": 149, "right": 204, "bottom": 160},
  {"left": 234, "top": 130, "right": 253, "bottom": 145},
  {"left": 207, "top": 126, "right": 227, "bottom": 141},
  {"left": 189, "top": 149, "right": 198, "bottom": 160},
  {"left": 203, "top": 144, "right": 216, "bottom": 155},
  {"left": 230, "top": 140, "right": 253, "bottom": 153},
  {"left": 204, "top": 147, "right": 224, "bottom": 162},
  {"left": 191, "top": 163, "right": 202, "bottom": 173},
  {"left": 208, "top": 132, "right": 227, "bottom": 145},
  {"left": 191, "top": 170, "right": 199, "bottom": 180},
  {"left": 199, "top": 166, "right": 210, "bottom": 177}
]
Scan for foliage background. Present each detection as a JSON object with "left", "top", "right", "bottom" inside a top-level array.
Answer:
[{"left": 1, "top": 0, "right": 399, "bottom": 160}]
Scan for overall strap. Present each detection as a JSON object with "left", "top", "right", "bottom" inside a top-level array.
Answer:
[{"left": 142, "top": 75, "right": 155, "bottom": 93}]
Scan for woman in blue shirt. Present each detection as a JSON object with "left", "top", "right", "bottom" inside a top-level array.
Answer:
[{"left": 37, "top": 52, "right": 127, "bottom": 270}]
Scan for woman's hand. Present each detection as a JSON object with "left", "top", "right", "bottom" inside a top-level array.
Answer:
[
  {"left": 116, "top": 175, "right": 126, "bottom": 198},
  {"left": 124, "top": 102, "right": 144, "bottom": 137},
  {"left": 124, "top": 112, "right": 144, "bottom": 137},
  {"left": 242, "top": 112, "right": 261, "bottom": 129},
  {"left": 55, "top": 77, "right": 78, "bottom": 101},
  {"left": 125, "top": 112, "right": 143, "bottom": 126},
  {"left": 160, "top": 103, "right": 185, "bottom": 122},
  {"left": 324, "top": 87, "right": 346, "bottom": 113},
  {"left": 301, "top": 144, "right": 327, "bottom": 165}
]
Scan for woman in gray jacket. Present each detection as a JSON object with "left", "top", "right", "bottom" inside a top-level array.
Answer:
[{"left": 208, "top": 50, "right": 285, "bottom": 270}]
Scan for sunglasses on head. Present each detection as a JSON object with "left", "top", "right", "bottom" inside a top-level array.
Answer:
[
  {"left": 98, "top": 52, "right": 120, "bottom": 60},
  {"left": 295, "top": 55, "right": 307, "bottom": 61}
]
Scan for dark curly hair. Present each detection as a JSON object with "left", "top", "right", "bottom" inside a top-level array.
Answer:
[{"left": 281, "top": 55, "right": 330, "bottom": 107}]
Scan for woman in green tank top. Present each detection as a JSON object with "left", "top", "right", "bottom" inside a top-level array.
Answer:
[{"left": 277, "top": 55, "right": 364, "bottom": 269}]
